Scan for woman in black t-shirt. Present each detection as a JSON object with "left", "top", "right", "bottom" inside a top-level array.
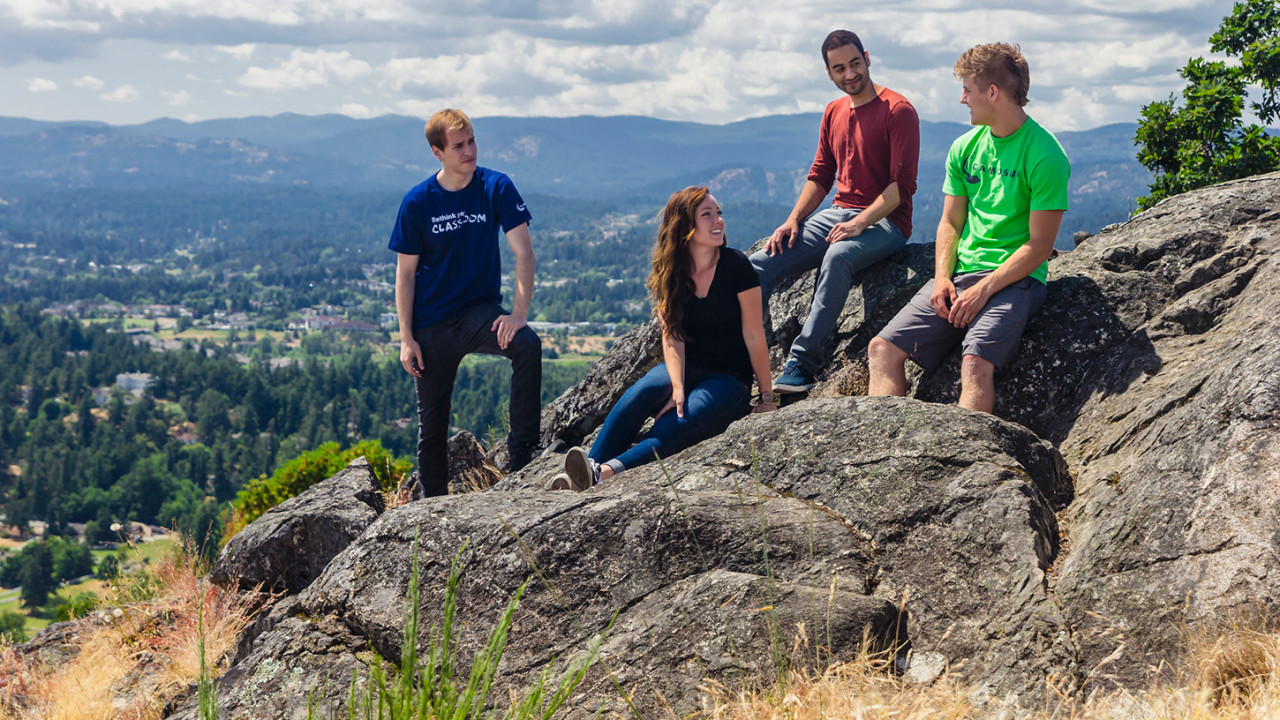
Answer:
[{"left": 551, "top": 186, "right": 777, "bottom": 490}]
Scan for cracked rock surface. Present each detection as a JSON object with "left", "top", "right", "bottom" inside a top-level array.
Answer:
[
  {"left": 183, "top": 172, "right": 1280, "bottom": 717},
  {"left": 297, "top": 486, "right": 896, "bottom": 718}
]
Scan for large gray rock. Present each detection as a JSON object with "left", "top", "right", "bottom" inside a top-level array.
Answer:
[
  {"left": 1045, "top": 173, "right": 1280, "bottom": 689},
  {"left": 189, "top": 173, "right": 1280, "bottom": 718},
  {"left": 168, "top": 611, "right": 371, "bottom": 720},
  {"left": 210, "top": 457, "right": 385, "bottom": 593},
  {"left": 614, "top": 395, "right": 1074, "bottom": 700},
  {"left": 279, "top": 486, "right": 895, "bottom": 719}
]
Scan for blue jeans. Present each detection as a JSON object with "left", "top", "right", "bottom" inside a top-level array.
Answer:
[
  {"left": 589, "top": 363, "right": 750, "bottom": 473},
  {"left": 412, "top": 302, "right": 541, "bottom": 496},
  {"left": 750, "top": 206, "right": 907, "bottom": 373}
]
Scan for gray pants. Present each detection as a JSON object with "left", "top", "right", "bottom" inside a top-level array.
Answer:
[{"left": 749, "top": 206, "right": 907, "bottom": 373}]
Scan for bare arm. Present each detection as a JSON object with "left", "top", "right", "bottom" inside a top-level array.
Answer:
[
  {"left": 825, "top": 182, "right": 901, "bottom": 244},
  {"left": 492, "top": 222, "right": 535, "bottom": 349},
  {"left": 395, "top": 252, "right": 423, "bottom": 377},
  {"left": 947, "top": 209, "right": 1063, "bottom": 328},
  {"left": 765, "top": 180, "right": 829, "bottom": 255},
  {"left": 738, "top": 287, "right": 777, "bottom": 413},
  {"left": 655, "top": 325, "right": 688, "bottom": 419},
  {"left": 929, "top": 194, "right": 967, "bottom": 319}
]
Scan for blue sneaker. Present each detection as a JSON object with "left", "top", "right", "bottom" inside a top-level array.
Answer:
[{"left": 773, "top": 359, "right": 815, "bottom": 394}]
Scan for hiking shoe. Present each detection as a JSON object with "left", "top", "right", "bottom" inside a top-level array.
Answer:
[
  {"left": 773, "top": 359, "right": 816, "bottom": 394},
  {"left": 547, "top": 472, "right": 573, "bottom": 491},
  {"left": 564, "top": 446, "right": 600, "bottom": 492},
  {"left": 508, "top": 442, "right": 536, "bottom": 473}
]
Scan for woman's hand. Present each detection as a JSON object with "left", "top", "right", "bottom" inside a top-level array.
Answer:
[
  {"left": 751, "top": 401, "right": 777, "bottom": 414},
  {"left": 656, "top": 389, "right": 686, "bottom": 419}
]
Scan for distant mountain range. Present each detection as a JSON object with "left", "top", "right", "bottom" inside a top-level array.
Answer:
[{"left": 0, "top": 112, "right": 1155, "bottom": 246}]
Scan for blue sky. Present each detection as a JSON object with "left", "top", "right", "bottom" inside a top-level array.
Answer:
[{"left": 3, "top": 0, "right": 1234, "bottom": 131}]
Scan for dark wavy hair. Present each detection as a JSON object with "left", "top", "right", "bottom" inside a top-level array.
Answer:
[{"left": 647, "top": 186, "right": 723, "bottom": 341}]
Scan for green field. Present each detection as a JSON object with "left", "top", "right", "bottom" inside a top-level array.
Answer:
[{"left": 0, "top": 538, "right": 176, "bottom": 639}]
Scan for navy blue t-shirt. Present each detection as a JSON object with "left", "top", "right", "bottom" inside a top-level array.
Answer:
[{"left": 388, "top": 167, "right": 532, "bottom": 328}]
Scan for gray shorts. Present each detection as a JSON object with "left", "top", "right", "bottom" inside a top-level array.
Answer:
[{"left": 877, "top": 271, "right": 1047, "bottom": 371}]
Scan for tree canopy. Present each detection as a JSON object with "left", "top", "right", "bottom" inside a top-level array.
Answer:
[{"left": 1136, "top": 0, "right": 1280, "bottom": 208}]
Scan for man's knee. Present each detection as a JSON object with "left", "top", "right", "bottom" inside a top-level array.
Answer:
[
  {"left": 508, "top": 327, "right": 541, "bottom": 359},
  {"left": 749, "top": 251, "right": 777, "bottom": 292},
  {"left": 960, "top": 353, "right": 995, "bottom": 383},
  {"left": 868, "top": 336, "right": 907, "bottom": 366}
]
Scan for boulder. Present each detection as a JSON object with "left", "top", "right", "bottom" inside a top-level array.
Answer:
[
  {"left": 612, "top": 395, "right": 1074, "bottom": 699},
  {"left": 167, "top": 612, "right": 371, "bottom": 720},
  {"left": 446, "top": 430, "right": 503, "bottom": 494},
  {"left": 272, "top": 486, "right": 895, "bottom": 718},
  {"left": 210, "top": 457, "right": 385, "bottom": 594},
  {"left": 1045, "top": 173, "right": 1280, "bottom": 689},
  {"left": 193, "top": 173, "right": 1280, "bottom": 717}
]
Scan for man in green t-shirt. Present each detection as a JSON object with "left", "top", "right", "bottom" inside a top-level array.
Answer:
[{"left": 868, "top": 43, "right": 1070, "bottom": 412}]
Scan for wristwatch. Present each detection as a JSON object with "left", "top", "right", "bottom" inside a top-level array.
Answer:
[{"left": 761, "top": 391, "right": 776, "bottom": 404}]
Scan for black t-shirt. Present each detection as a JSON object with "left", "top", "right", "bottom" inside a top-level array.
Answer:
[{"left": 680, "top": 247, "right": 761, "bottom": 387}]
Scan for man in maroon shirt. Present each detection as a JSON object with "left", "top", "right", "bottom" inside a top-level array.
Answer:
[{"left": 750, "top": 29, "right": 920, "bottom": 393}]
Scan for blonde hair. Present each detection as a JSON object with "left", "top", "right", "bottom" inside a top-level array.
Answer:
[
  {"left": 954, "top": 43, "right": 1030, "bottom": 107},
  {"left": 424, "top": 109, "right": 473, "bottom": 149}
]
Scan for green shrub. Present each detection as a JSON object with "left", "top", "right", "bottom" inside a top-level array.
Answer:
[
  {"left": 0, "top": 611, "right": 26, "bottom": 643},
  {"left": 54, "top": 591, "right": 100, "bottom": 622},
  {"left": 226, "top": 440, "right": 411, "bottom": 540}
]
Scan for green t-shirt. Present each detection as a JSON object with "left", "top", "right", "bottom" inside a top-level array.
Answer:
[{"left": 942, "top": 117, "right": 1070, "bottom": 284}]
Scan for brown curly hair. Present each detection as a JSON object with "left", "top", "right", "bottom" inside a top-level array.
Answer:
[{"left": 647, "top": 186, "right": 723, "bottom": 341}]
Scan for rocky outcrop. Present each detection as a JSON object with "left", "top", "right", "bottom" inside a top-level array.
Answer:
[
  {"left": 612, "top": 396, "right": 1073, "bottom": 698},
  {"left": 183, "top": 173, "right": 1280, "bottom": 718},
  {"left": 298, "top": 484, "right": 898, "bottom": 718},
  {"left": 210, "top": 457, "right": 384, "bottom": 593},
  {"left": 1045, "top": 174, "right": 1280, "bottom": 689},
  {"left": 447, "top": 430, "right": 503, "bottom": 493}
]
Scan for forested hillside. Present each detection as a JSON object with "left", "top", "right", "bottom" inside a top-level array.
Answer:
[{"left": 0, "top": 307, "right": 587, "bottom": 545}]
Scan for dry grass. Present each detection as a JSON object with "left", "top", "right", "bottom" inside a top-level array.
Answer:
[
  {"left": 701, "top": 623, "right": 1280, "bottom": 720},
  {"left": 0, "top": 541, "right": 260, "bottom": 720}
]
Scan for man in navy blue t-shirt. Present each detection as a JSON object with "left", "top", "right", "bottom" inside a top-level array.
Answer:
[{"left": 389, "top": 108, "right": 541, "bottom": 496}]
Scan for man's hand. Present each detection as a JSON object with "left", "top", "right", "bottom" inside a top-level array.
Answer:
[
  {"left": 764, "top": 219, "right": 802, "bottom": 255},
  {"left": 826, "top": 218, "right": 866, "bottom": 244},
  {"left": 655, "top": 389, "right": 686, "bottom": 420},
  {"left": 947, "top": 281, "right": 991, "bottom": 328},
  {"left": 400, "top": 338, "right": 424, "bottom": 377},
  {"left": 492, "top": 312, "right": 528, "bottom": 350},
  {"left": 930, "top": 278, "right": 958, "bottom": 320}
]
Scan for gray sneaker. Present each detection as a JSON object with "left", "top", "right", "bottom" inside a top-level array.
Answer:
[
  {"left": 564, "top": 446, "right": 600, "bottom": 492},
  {"left": 547, "top": 472, "right": 573, "bottom": 491}
]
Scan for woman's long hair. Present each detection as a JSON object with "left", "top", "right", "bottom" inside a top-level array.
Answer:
[{"left": 647, "top": 186, "right": 722, "bottom": 341}]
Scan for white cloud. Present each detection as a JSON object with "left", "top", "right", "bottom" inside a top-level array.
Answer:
[
  {"left": 25, "top": 77, "right": 57, "bottom": 93},
  {"left": 239, "top": 49, "right": 372, "bottom": 90},
  {"left": 216, "top": 44, "right": 258, "bottom": 61},
  {"left": 0, "top": 0, "right": 1239, "bottom": 130},
  {"left": 162, "top": 89, "right": 193, "bottom": 106},
  {"left": 102, "top": 84, "right": 139, "bottom": 103},
  {"left": 338, "top": 102, "right": 376, "bottom": 118},
  {"left": 72, "top": 75, "right": 105, "bottom": 90}
]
